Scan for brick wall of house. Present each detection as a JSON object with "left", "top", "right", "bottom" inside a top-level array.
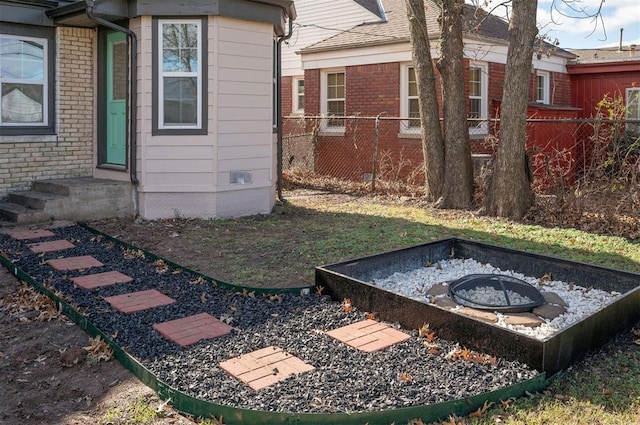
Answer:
[
  {"left": 281, "top": 76, "right": 293, "bottom": 117},
  {"left": 303, "top": 69, "right": 320, "bottom": 116},
  {"left": 346, "top": 63, "right": 401, "bottom": 116},
  {"left": 0, "top": 27, "right": 94, "bottom": 196},
  {"left": 549, "top": 72, "right": 571, "bottom": 106}
]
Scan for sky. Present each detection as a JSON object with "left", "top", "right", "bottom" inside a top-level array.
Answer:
[
  {"left": 475, "top": 0, "right": 640, "bottom": 49},
  {"left": 537, "top": 0, "right": 640, "bottom": 49}
]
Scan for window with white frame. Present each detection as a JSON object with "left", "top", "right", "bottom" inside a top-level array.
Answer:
[
  {"left": 321, "top": 70, "right": 345, "bottom": 130},
  {"left": 154, "top": 18, "right": 206, "bottom": 134},
  {"left": 468, "top": 63, "right": 488, "bottom": 135},
  {"left": 293, "top": 77, "right": 304, "bottom": 114},
  {"left": 399, "top": 65, "right": 420, "bottom": 133},
  {"left": 0, "top": 26, "right": 55, "bottom": 135},
  {"left": 536, "top": 71, "right": 550, "bottom": 104},
  {"left": 626, "top": 88, "right": 640, "bottom": 133}
]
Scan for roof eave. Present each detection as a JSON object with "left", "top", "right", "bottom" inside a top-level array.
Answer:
[{"left": 300, "top": 38, "right": 411, "bottom": 55}]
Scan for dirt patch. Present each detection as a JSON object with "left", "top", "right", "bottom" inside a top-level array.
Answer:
[{"left": 0, "top": 266, "right": 197, "bottom": 425}]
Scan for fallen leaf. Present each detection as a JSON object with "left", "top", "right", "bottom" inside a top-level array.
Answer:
[
  {"left": 315, "top": 285, "right": 325, "bottom": 295},
  {"left": 602, "top": 388, "right": 613, "bottom": 396},
  {"left": 200, "top": 292, "right": 207, "bottom": 303},
  {"left": 554, "top": 393, "right": 571, "bottom": 401},
  {"left": 418, "top": 323, "right": 430, "bottom": 337},
  {"left": 341, "top": 298, "right": 352, "bottom": 313},
  {"left": 364, "top": 312, "right": 376, "bottom": 320},
  {"left": 469, "top": 400, "right": 494, "bottom": 417},
  {"left": 400, "top": 372, "right": 413, "bottom": 382}
]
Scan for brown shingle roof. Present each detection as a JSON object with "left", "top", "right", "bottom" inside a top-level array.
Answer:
[
  {"left": 301, "top": 0, "right": 571, "bottom": 57},
  {"left": 568, "top": 46, "right": 640, "bottom": 63},
  {"left": 300, "top": 0, "right": 430, "bottom": 52}
]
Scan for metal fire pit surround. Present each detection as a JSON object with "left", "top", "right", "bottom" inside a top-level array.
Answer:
[
  {"left": 316, "top": 238, "right": 640, "bottom": 375},
  {"left": 448, "top": 274, "right": 545, "bottom": 313}
]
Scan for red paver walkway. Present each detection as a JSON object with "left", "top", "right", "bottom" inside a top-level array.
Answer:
[
  {"left": 28, "top": 240, "right": 75, "bottom": 253},
  {"left": 104, "top": 289, "right": 175, "bottom": 313},
  {"left": 153, "top": 313, "right": 232, "bottom": 346},
  {"left": 326, "top": 319, "right": 411, "bottom": 352},
  {"left": 219, "top": 346, "right": 315, "bottom": 391},
  {"left": 47, "top": 255, "right": 104, "bottom": 271},
  {"left": 72, "top": 270, "right": 134, "bottom": 289},
  {"left": 8, "top": 229, "right": 55, "bottom": 240}
]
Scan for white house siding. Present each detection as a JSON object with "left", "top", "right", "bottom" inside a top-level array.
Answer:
[
  {"left": 134, "top": 16, "right": 276, "bottom": 219},
  {"left": 281, "top": 0, "right": 381, "bottom": 77},
  {"left": 214, "top": 17, "right": 275, "bottom": 218}
]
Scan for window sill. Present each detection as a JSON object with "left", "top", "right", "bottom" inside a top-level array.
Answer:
[
  {"left": 469, "top": 132, "right": 489, "bottom": 140},
  {"left": 318, "top": 130, "right": 345, "bottom": 137},
  {"left": 397, "top": 132, "right": 421, "bottom": 139},
  {"left": 0, "top": 134, "right": 58, "bottom": 144}
]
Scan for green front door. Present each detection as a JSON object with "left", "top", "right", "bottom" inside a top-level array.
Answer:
[{"left": 105, "top": 31, "right": 127, "bottom": 166}]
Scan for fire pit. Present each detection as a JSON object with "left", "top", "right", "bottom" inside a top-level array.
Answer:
[
  {"left": 447, "top": 274, "right": 544, "bottom": 313},
  {"left": 316, "top": 238, "right": 640, "bottom": 374}
]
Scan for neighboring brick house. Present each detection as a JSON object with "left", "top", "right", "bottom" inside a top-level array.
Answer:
[
  {"left": 292, "top": 0, "right": 578, "bottom": 182},
  {"left": 280, "top": 0, "right": 385, "bottom": 117},
  {"left": 0, "top": 0, "right": 295, "bottom": 219}
]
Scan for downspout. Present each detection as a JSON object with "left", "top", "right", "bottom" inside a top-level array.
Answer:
[
  {"left": 276, "top": 16, "right": 293, "bottom": 203},
  {"left": 85, "top": 0, "right": 140, "bottom": 211}
]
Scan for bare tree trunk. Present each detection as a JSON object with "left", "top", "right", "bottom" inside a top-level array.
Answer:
[
  {"left": 405, "top": 0, "right": 444, "bottom": 202},
  {"left": 484, "top": 0, "right": 537, "bottom": 218},
  {"left": 437, "top": 0, "right": 473, "bottom": 209}
]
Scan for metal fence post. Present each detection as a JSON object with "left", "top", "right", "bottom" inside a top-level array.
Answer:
[{"left": 371, "top": 113, "right": 383, "bottom": 192}]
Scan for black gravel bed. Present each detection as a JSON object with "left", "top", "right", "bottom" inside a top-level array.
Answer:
[{"left": 0, "top": 225, "right": 539, "bottom": 414}]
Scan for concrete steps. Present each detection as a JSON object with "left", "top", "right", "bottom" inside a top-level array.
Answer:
[{"left": 0, "top": 178, "right": 133, "bottom": 226}]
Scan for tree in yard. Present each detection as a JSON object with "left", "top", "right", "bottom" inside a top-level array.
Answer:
[
  {"left": 405, "top": 0, "right": 445, "bottom": 203},
  {"left": 483, "top": 0, "right": 539, "bottom": 218},
  {"left": 406, "top": 0, "right": 474, "bottom": 207},
  {"left": 437, "top": 0, "right": 473, "bottom": 209}
]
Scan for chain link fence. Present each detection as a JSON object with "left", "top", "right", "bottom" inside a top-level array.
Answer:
[{"left": 282, "top": 115, "right": 640, "bottom": 198}]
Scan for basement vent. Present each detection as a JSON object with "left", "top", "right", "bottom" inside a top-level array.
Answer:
[{"left": 230, "top": 171, "right": 252, "bottom": 185}]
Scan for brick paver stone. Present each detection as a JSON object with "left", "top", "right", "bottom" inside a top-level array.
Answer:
[
  {"left": 104, "top": 289, "right": 174, "bottom": 313},
  {"left": 28, "top": 240, "right": 75, "bottom": 253},
  {"left": 7, "top": 229, "right": 55, "bottom": 240},
  {"left": 326, "top": 319, "right": 411, "bottom": 352},
  {"left": 72, "top": 271, "right": 133, "bottom": 290},
  {"left": 153, "top": 313, "right": 232, "bottom": 346},
  {"left": 219, "top": 346, "right": 315, "bottom": 391},
  {"left": 47, "top": 255, "right": 104, "bottom": 271}
]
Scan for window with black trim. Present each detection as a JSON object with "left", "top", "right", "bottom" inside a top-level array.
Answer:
[
  {"left": 153, "top": 18, "right": 207, "bottom": 135},
  {"left": 0, "top": 24, "right": 55, "bottom": 135}
]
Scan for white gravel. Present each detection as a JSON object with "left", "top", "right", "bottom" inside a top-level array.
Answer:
[{"left": 372, "top": 258, "right": 622, "bottom": 340}]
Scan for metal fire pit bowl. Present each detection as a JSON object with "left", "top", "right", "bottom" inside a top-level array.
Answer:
[{"left": 448, "top": 274, "right": 545, "bottom": 313}]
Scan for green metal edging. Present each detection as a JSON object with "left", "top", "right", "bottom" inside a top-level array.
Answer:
[
  {"left": 0, "top": 247, "right": 549, "bottom": 425},
  {"left": 77, "top": 222, "right": 313, "bottom": 296}
]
